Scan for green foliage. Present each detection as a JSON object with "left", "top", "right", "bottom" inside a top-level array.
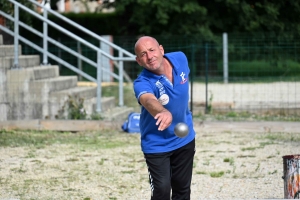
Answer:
[
  {"left": 4, "top": 0, "right": 300, "bottom": 40},
  {"left": 56, "top": 95, "right": 87, "bottom": 120},
  {"left": 0, "top": 0, "right": 11, "bottom": 14},
  {"left": 206, "top": 92, "right": 213, "bottom": 114},
  {"left": 0, "top": 0, "right": 33, "bottom": 28},
  {"left": 217, "top": 60, "right": 300, "bottom": 77},
  {"left": 102, "top": 84, "right": 140, "bottom": 112},
  {"left": 114, "top": 0, "right": 211, "bottom": 37},
  {"left": 28, "top": 12, "right": 121, "bottom": 40},
  {"left": 110, "top": 0, "right": 300, "bottom": 37},
  {"left": 90, "top": 112, "right": 104, "bottom": 120},
  {"left": 202, "top": 0, "right": 300, "bottom": 34}
]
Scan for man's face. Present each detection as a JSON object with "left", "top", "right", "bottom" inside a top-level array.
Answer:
[{"left": 135, "top": 37, "right": 164, "bottom": 72}]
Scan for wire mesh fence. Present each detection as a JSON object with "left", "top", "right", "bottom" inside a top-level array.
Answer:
[
  {"left": 114, "top": 34, "right": 300, "bottom": 119},
  {"left": 19, "top": 33, "right": 300, "bottom": 120}
]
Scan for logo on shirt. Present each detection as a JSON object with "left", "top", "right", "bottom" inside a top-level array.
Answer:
[
  {"left": 156, "top": 80, "right": 169, "bottom": 105},
  {"left": 156, "top": 80, "right": 166, "bottom": 96},
  {"left": 180, "top": 72, "right": 188, "bottom": 84},
  {"left": 158, "top": 94, "right": 169, "bottom": 105}
]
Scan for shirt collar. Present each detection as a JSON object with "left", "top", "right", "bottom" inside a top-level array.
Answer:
[{"left": 140, "top": 52, "right": 178, "bottom": 81}]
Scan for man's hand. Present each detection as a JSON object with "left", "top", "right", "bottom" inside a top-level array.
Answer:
[
  {"left": 139, "top": 93, "right": 173, "bottom": 131},
  {"left": 154, "top": 110, "right": 173, "bottom": 131}
]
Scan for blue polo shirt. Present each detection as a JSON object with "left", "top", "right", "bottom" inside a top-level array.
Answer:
[{"left": 133, "top": 51, "right": 195, "bottom": 154}]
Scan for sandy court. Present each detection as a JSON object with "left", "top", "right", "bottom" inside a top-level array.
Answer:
[{"left": 0, "top": 121, "right": 300, "bottom": 200}]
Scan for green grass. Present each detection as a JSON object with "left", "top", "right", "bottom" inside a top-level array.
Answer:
[
  {"left": 210, "top": 171, "right": 225, "bottom": 178},
  {"left": 237, "top": 155, "right": 256, "bottom": 158},
  {"left": 0, "top": 129, "right": 139, "bottom": 149},
  {"left": 193, "top": 112, "right": 300, "bottom": 122},
  {"left": 223, "top": 157, "right": 235, "bottom": 166},
  {"left": 258, "top": 133, "right": 300, "bottom": 142},
  {"left": 196, "top": 171, "right": 207, "bottom": 175},
  {"left": 241, "top": 146, "right": 263, "bottom": 151},
  {"left": 255, "top": 163, "right": 260, "bottom": 172},
  {"left": 102, "top": 84, "right": 140, "bottom": 112}
]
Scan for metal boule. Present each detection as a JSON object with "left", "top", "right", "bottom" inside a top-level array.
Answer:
[{"left": 174, "top": 122, "right": 189, "bottom": 138}]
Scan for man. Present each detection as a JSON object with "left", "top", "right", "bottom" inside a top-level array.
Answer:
[{"left": 133, "top": 36, "right": 196, "bottom": 200}]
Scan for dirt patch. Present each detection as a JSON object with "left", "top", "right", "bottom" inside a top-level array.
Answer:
[{"left": 0, "top": 124, "right": 299, "bottom": 199}]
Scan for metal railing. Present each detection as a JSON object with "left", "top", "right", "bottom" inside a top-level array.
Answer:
[{"left": 0, "top": 0, "right": 136, "bottom": 112}]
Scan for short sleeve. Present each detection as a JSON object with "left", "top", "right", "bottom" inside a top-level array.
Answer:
[{"left": 133, "top": 77, "right": 155, "bottom": 104}]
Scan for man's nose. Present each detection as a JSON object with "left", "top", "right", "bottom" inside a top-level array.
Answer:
[{"left": 147, "top": 52, "right": 153, "bottom": 59}]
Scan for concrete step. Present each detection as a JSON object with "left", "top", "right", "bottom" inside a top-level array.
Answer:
[
  {"left": 30, "top": 76, "right": 78, "bottom": 93},
  {"left": 72, "top": 96, "right": 116, "bottom": 117},
  {"left": 7, "top": 65, "right": 59, "bottom": 86},
  {"left": 30, "top": 65, "right": 59, "bottom": 80},
  {"left": 48, "top": 87, "right": 97, "bottom": 119},
  {"left": 0, "top": 38, "right": 135, "bottom": 121},
  {"left": 48, "top": 92, "right": 116, "bottom": 120},
  {"left": 48, "top": 85, "right": 133, "bottom": 120},
  {"left": 7, "top": 65, "right": 59, "bottom": 82},
  {"left": 91, "top": 96, "right": 116, "bottom": 112},
  {"left": 101, "top": 106, "right": 134, "bottom": 121},
  {"left": 0, "top": 45, "right": 22, "bottom": 57},
  {"left": 0, "top": 55, "right": 40, "bottom": 69},
  {"left": 80, "top": 96, "right": 116, "bottom": 119},
  {"left": 50, "top": 86, "right": 97, "bottom": 101},
  {"left": 52, "top": 85, "right": 118, "bottom": 113}
]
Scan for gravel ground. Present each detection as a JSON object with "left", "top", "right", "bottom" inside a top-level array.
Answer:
[{"left": 0, "top": 122, "right": 300, "bottom": 200}]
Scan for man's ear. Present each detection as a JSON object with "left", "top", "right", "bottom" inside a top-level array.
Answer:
[
  {"left": 136, "top": 56, "right": 142, "bottom": 66},
  {"left": 159, "top": 45, "right": 164, "bottom": 55}
]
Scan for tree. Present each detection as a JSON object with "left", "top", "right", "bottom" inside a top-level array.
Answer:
[
  {"left": 199, "top": 0, "right": 300, "bottom": 35},
  {"left": 0, "top": 0, "right": 33, "bottom": 27},
  {"left": 114, "top": 0, "right": 213, "bottom": 38},
  {"left": 113, "top": 0, "right": 300, "bottom": 37}
]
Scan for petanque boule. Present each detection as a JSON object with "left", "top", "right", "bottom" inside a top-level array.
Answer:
[{"left": 174, "top": 122, "right": 189, "bottom": 138}]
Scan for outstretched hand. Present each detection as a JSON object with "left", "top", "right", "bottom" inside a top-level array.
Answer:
[
  {"left": 154, "top": 110, "right": 173, "bottom": 131},
  {"left": 139, "top": 93, "right": 173, "bottom": 131}
]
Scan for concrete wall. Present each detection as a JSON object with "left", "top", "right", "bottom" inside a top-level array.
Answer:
[
  {"left": 0, "top": 35, "right": 8, "bottom": 121},
  {"left": 6, "top": 68, "right": 46, "bottom": 120}
]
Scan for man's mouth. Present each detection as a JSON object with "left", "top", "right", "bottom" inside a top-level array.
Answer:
[{"left": 148, "top": 59, "right": 156, "bottom": 65}]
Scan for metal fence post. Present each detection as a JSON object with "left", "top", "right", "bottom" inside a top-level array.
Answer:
[
  {"left": 96, "top": 50, "right": 102, "bottom": 112},
  {"left": 223, "top": 32, "right": 228, "bottom": 84},
  {"left": 77, "top": 41, "right": 82, "bottom": 81},
  {"left": 42, "top": 8, "right": 48, "bottom": 65},
  {"left": 118, "top": 50, "right": 124, "bottom": 106},
  {"left": 205, "top": 43, "right": 209, "bottom": 114},
  {"left": 190, "top": 44, "right": 195, "bottom": 113},
  {"left": 13, "top": 4, "right": 19, "bottom": 68}
]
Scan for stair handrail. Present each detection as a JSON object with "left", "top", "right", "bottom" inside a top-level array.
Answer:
[{"left": 0, "top": 0, "right": 136, "bottom": 113}]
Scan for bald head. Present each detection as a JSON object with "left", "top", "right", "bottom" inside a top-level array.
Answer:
[
  {"left": 134, "top": 36, "right": 165, "bottom": 72},
  {"left": 134, "top": 36, "right": 160, "bottom": 55}
]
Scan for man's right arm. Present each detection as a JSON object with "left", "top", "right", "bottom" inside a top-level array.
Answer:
[{"left": 139, "top": 93, "right": 172, "bottom": 131}]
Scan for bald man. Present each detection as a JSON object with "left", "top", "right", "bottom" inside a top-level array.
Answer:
[{"left": 133, "top": 36, "right": 196, "bottom": 200}]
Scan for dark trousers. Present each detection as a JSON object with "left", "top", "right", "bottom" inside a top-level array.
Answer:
[{"left": 144, "top": 139, "right": 195, "bottom": 200}]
